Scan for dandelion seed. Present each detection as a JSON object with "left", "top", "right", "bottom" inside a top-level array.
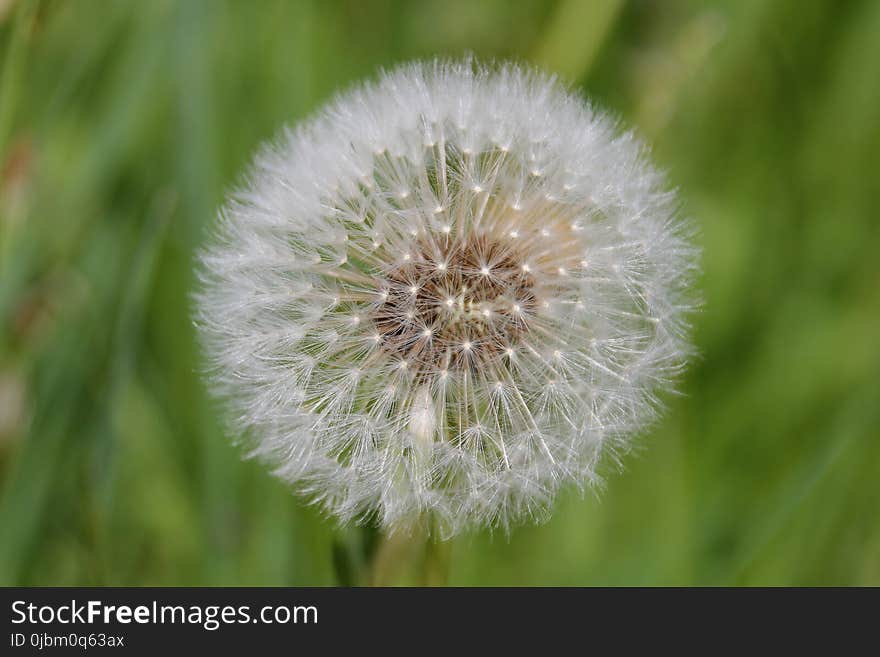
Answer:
[{"left": 195, "top": 60, "right": 699, "bottom": 537}]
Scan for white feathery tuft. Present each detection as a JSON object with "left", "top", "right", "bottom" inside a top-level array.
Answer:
[{"left": 195, "top": 60, "right": 700, "bottom": 537}]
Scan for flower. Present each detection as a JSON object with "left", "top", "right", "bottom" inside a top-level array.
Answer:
[{"left": 195, "top": 60, "right": 699, "bottom": 537}]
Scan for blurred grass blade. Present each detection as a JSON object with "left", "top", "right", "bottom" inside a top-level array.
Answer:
[
  {"left": 0, "top": 0, "right": 36, "bottom": 158},
  {"left": 531, "top": 0, "right": 623, "bottom": 81}
]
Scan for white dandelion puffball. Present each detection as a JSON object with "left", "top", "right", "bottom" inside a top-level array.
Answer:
[{"left": 196, "top": 60, "right": 698, "bottom": 537}]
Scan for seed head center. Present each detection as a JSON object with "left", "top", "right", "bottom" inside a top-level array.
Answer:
[{"left": 370, "top": 234, "right": 538, "bottom": 372}]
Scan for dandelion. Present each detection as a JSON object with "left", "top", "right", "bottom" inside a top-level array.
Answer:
[{"left": 195, "top": 60, "right": 699, "bottom": 537}]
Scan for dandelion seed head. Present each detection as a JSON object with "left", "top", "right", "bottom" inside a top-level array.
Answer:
[{"left": 195, "top": 60, "right": 699, "bottom": 537}]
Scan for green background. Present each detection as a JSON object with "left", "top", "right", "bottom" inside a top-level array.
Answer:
[{"left": 1, "top": 0, "right": 878, "bottom": 586}]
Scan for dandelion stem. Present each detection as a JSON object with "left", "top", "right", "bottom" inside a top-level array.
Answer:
[
  {"left": 367, "top": 531, "right": 419, "bottom": 586},
  {"left": 419, "top": 538, "right": 452, "bottom": 587},
  {"left": 365, "top": 525, "right": 451, "bottom": 586}
]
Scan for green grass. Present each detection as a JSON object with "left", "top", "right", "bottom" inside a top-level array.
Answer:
[{"left": 1, "top": 0, "right": 878, "bottom": 586}]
